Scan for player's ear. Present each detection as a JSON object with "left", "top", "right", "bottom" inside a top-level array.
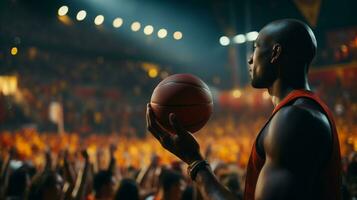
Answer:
[{"left": 270, "top": 43, "right": 282, "bottom": 64}]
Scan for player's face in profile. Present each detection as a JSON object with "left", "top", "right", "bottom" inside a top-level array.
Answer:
[{"left": 248, "top": 32, "right": 277, "bottom": 88}]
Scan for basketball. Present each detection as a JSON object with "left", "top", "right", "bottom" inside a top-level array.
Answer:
[{"left": 150, "top": 74, "right": 213, "bottom": 134}]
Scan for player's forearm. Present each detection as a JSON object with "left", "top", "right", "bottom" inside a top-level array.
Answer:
[{"left": 195, "top": 166, "right": 236, "bottom": 200}]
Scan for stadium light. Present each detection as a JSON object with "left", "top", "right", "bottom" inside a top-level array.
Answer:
[
  {"left": 246, "top": 31, "right": 259, "bottom": 41},
  {"left": 113, "top": 18, "right": 123, "bottom": 28},
  {"left": 11, "top": 47, "right": 18, "bottom": 56},
  {"left": 160, "top": 71, "right": 169, "bottom": 79},
  {"left": 219, "top": 36, "right": 230, "bottom": 46},
  {"left": 76, "top": 10, "right": 87, "bottom": 21},
  {"left": 233, "top": 34, "right": 246, "bottom": 44},
  {"left": 173, "top": 31, "right": 183, "bottom": 40},
  {"left": 262, "top": 91, "right": 270, "bottom": 100},
  {"left": 131, "top": 21, "right": 141, "bottom": 32},
  {"left": 148, "top": 68, "right": 158, "bottom": 78},
  {"left": 94, "top": 15, "right": 104, "bottom": 25},
  {"left": 158, "top": 29, "right": 168, "bottom": 38},
  {"left": 232, "top": 89, "right": 242, "bottom": 98},
  {"left": 58, "top": 6, "right": 69, "bottom": 16},
  {"left": 144, "top": 25, "right": 154, "bottom": 35}
]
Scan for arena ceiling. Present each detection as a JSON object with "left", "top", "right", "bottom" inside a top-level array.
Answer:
[{"left": 1, "top": 0, "right": 356, "bottom": 86}]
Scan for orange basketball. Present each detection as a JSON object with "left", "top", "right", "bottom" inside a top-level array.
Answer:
[{"left": 150, "top": 74, "right": 213, "bottom": 134}]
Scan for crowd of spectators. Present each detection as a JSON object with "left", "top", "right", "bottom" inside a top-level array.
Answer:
[
  {"left": 1, "top": 48, "right": 164, "bottom": 135},
  {"left": 0, "top": 110, "right": 356, "bottom": 199}
]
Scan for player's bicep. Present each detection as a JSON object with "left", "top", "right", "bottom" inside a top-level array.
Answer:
[
  {"left": 255, "top": 158, "right": 298, "bottom": 200},
  {"left": 264, "top": 106, "right": 329, "bottom": 172}
]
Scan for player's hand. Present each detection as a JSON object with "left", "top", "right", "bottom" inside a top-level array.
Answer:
[{"left": 146, "top": 103, "right": 203, "bottom": 165}]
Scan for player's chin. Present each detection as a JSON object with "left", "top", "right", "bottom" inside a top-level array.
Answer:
[{"left": 250, "top": 79, "right": 266, "bottom": 89}]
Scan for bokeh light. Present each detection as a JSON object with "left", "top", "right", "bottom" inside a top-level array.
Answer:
[
  {"left": 58, "top": 6, "right": 69, "bottom": 16},
  {"left": 232, "top": 89, "right": 242, "bottom": 98},
  {"left": 94, "top": 15, "right": 104, "bottom": 25},
  {"left": 113, "top": 18, "right": 123, "bottom": 28},
  {"left": 148, "top": 68, "right": 158, "bottom": 78},
  {"left": 262, "top": 91, "right": 270, "bottom": 100},
  {"left": 173, "top": 31, "right": 183, "bottom": 40},
  {"left": 246, "top": 31, "right": 259, "bottom": 41},
  {"left": 76, "top": 10, "right": 87, "bottom": 21},
  {"left": 158, "top": 29, "right": 168, "bottom": 38},
  {"left": 233, "top": 34, "right": 246, "bottom": 44},
  {"left": 131, "top": 21, "right": 141, "bottom": 32},
  {"left": 160, "top": 71, "right": 169, "bottom": 79},
  {"left": 11, "top": 47, "right": 18, "bottom": 56},
  {"left": 143, "top": 25, "right": 154, "bottom": 35},
  {"left": 219, "top": 36, "right": 230, "bottom": 46}
]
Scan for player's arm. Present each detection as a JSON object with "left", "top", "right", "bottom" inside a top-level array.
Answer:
[
  {"left": 255, "top": 106, "right": 331, "bottom": 200},
  {"left": 194, "top": 166, "right": 237, "bottom": 200},
  {"left": 146, "top": 104, "right": 236, "bottom": 200}
]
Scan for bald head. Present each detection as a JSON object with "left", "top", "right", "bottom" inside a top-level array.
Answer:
[
  {"left": 259, "top": 19, "right": 317, "bottom": 67},
  {"left": 248, "top": 19, "right": 317, "bottom": 88}
]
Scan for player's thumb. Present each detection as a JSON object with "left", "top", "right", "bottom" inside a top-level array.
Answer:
[{"left": 169, "top": 113, "right": 186, "bottom": 136}]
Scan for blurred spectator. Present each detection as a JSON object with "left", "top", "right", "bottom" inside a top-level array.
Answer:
[
  {"left": 114, "top": 178, "right": 140, "bottom": 200},
  {"left": 93, "top": 171, "right": 116, "bottom": 200},
  {"left": 27, "top": 170, "right": 63, "bottom": 200}
]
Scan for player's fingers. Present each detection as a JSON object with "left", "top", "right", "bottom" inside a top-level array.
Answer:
[
  {"left": 146, "top": 104, "right": 158, "bottom": 138},
  {"left": 146, "top": 103, "right": 151, "bottom": 129},
  {"left": 148, "top": 105, "right": 166, "bottom": 133},
  {"left": 148, "top": 104, "right": 172, "bottom": 141},
  {"left": 147, "top": 104, "right": 160, "bottom": 140},
  {"left": 169, "top": 113, "right": 187, "bottom": 136},
  {"left": 161, "top": 133, "right": 175, "bottom": 150}
]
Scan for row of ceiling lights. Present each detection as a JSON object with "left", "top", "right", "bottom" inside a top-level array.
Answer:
[
  {"left": 58, "top": 6, "right": 183, "bottom": 40},
  {"left": 219, "top": 31, "right": 258, "bottom": 46}
]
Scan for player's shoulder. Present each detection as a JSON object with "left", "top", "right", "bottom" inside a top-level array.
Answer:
[
  {"left": 265, "top": 98, "right": 333, "bottom": 168},
  {"left": 268, "top": 98, "right": 332, "bottom": 144},
  {"left": 275, "top": 97, "right": 330, "bottom": 128},
  {"left": 267, "top": 106, "right": 310, "bottom": 146},
  {"left": 272, "top": 104, "right": 316, "bottom": 128}
]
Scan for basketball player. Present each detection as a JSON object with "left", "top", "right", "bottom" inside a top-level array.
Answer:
[{"left": 146, "top": 19, "right": 342, "bottom": 200}]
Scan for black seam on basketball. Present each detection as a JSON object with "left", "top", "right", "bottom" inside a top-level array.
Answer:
[
  {"left": 150, "top": 102, "right": 213, "bottom": 107},
  {"left": 158, "top": 81, "right": 210, "bottom": 93},
  {"left": 184, "top": 117, "right": 211, "bottom": 128},
  {"left": 162, "top": 117, "right": 211, "bottom": 129}
]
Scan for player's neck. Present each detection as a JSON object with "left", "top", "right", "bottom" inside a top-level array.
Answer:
[{"left": 268, "top": 78, "right": 310, "bottom": 107}]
